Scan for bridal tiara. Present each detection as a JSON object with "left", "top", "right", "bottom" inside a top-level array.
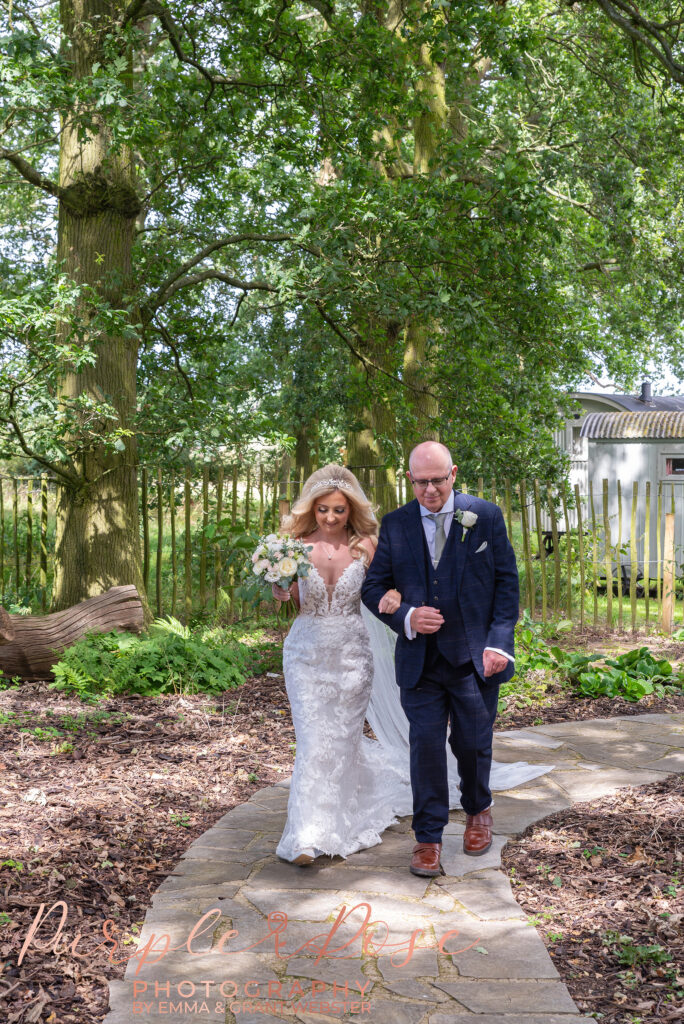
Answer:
[{"left": 308, "top": 477, "right": 356, "bottom": 497}]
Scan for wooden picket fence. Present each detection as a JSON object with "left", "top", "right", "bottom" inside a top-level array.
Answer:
[{"left": 0, "top": 468, "right": 680, "bottom": 631}]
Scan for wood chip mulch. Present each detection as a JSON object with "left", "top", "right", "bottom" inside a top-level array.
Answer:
[
  {"left": 0, "top": 669, "right": 294, "bottom": 1024},
  {"left": 0, "top": 624, "right": 681, "bottom": 1022},
  {"left": 503, "top": 775, "right": 684, "bottom": 1024}
]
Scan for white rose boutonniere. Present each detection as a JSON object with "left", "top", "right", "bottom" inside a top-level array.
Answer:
[{"left": 455, "top": 508, "right": 478, "bottom": 541}]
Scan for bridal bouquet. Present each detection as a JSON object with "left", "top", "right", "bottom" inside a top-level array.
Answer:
[{"left": 250, "top": 534, "right": 313, "bottom": 592}]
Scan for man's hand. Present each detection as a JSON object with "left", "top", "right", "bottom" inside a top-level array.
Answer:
[
  {"left": 409, "top": 606, "right": 444, "bottom": 634},
  {"left": 483, "top": 649, "right": 508, "bottom": 677},
  {"left": 272, "top": 583, "right": 291, "bottom": 601}
]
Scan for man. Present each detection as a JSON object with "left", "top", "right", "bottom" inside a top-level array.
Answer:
[{"left": 361, "top": 441, "right": 519, "bottom": 877}]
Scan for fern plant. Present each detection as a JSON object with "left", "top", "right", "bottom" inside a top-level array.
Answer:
[{"left": 50, "top": 626, "right": 249, "bottom": 702}]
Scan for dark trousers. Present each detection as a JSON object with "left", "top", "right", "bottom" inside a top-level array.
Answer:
[{"left": 399, "top": 646, "right": 499, "bottom": 842}]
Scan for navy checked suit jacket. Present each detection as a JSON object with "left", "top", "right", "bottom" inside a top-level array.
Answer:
[{"left": 361, "top": 492, "right": 520, "bottom": 689}]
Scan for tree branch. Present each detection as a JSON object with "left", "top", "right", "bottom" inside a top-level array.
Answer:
[
  {"left": 0, "top": 147, "right": 64, "bottom": 199},
  {"left": 544, "top": 185, "right": 603, "bottom": 219},
  {"left": 146, "top": 270, "right": 277, "bottom": 315},
  {"left": 578, "top": 258, "right": 620, "bottom": 272},
  {"left": 298, "top": 0, "right": 334, "bottom": 21},
  {"left": 120, "top": 0, "right": 151, "bottom": 27},
  {"left": 314, "top": 301, "right": 437, "bottom": 399},
  {"left": 589, "top": 0, "right": 684, "bottom": 84},
  {"left": 151, "top": 232, "right": 295, "bottom": 307},
  {"left": 152, "top": 319, "right": 194, "bottom": 399},
  {"left": 0, "top": 414, "right": 81, "bottom": 486}
]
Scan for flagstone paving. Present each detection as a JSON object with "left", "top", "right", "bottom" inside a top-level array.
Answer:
[{"left": 103, "top": 711, "right": 684, "bottom": 1024}]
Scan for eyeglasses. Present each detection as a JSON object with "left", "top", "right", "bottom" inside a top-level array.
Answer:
[{"left": 410, "top": 474, "right": 452, "bottom": 489}]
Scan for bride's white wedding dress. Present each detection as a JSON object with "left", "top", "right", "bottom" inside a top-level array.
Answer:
[
  {"left": 276, "top": 557, "right": 553, "bottom": 863},
  {"left": 276, "top": 559, "right": 411, "bottom": 861}
]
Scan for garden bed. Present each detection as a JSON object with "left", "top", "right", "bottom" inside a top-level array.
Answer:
[
  {"left": 503, "top": 774, "right": 684, "bottom": 1024},
  {"left": 0, "top": 623, "right": 681, "bottom": 1022}
]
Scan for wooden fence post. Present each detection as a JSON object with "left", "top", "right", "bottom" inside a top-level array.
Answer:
[
  {"left": 574, "top": 484, "right": 585, "bottom": 630},
  {"left": 603, "top": 478, "right": 612, "bottom": 629},
  {"left": 200, "top": 464, "right": 209, "bottom": 610},
  {"left": 561, "top": 483, "right": 572, "bottom": 618},
  {"left": 156, "top": 467, "right": 163, "bottom": 618},
  {"left": 630, "top": 481, "right": 638, "bottom": 633},
  {"left": 13, "top": 478, "right": 19, "bottom": 595},
  {"left": 662, "top": 511, "right": 675, "bottom": 634},
  {"left": 644, "top": 481, "right": 651, "bottom": 626},
  {"left": 184, "top": 466, "right": 192, "bottom": 620},
  {"left": 589, "top": 480, "right": 599, "bottom": 627},
  {"left": 170, "top": 474, "right": 177, "bottom": 617},
  {"left": 141, "top": 467, "right": 149, "bottom": 597},
  {"left": 230, "top": 464, "right": 238, "bottom": 620},
  {"left": 656, "top": 480, "right": 663, "bottom": 619},
  {"left": 547, "top": 482, "right": 561, "bottom": 616},
  {"left": 617, "top": 479, "right": 623, "bottom": 630},
  {"left": 533, "top": 479, "right": 547, "bottom": 622},
  {"left": 245, "top": 467, "right": 252, "bottom": 530},
  {"left": 40, "top": 475, "right": 48, "bottom": 613},
  {"left": 518, "top": 481, "right": 534, "bottom": 616},
  {"left": 214, "top": 465, "right": 224, "bottom": 610},
  {"left": 26, "top": 478, "right": 33, "bottom": 585},
  {"left": 271, "top": 458, "right": 279, "bottom": 531}
]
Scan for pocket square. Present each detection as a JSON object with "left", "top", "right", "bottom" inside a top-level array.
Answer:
[{"left": 475, "top": 541, "right": 488, "bottom": 554}]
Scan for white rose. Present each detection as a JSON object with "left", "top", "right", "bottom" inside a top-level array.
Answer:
[
  {"left": 253, "top": 559, "right": 270, "bottom": 574},
  {"left": 461, "top": 511, "right": 478, "bottom": 529},
  {"left": 265, "top": 534, "right": 278, "bottom": 543},
  {"left": 278, "top": 557, "right": 297, "bottom": 577},
  {"left": 265, "top": 568, "right": 281, "bottom": 583}
]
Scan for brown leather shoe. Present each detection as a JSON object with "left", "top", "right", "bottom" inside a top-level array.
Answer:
[
  {"left": 463, "top": 808, "right": 493, "bottom": 856},
  {"left": 410, "top": 842, "right": 444, "bottom": 877}
]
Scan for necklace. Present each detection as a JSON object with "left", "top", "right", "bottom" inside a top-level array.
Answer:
[{"left": 321, "top": 541, "right": 335, "bottom": 560}]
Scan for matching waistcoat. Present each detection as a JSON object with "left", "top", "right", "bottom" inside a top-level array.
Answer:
[{"left": 421, "top": 522, "right": 471, "bottom": 670}]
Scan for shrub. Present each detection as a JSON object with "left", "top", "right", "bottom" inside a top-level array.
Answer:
[
  {"left": 551, "top": 645, "right": 683, "bottom": 702},
  {"left": 49, "top": 617, "right": 249, "bottom": 702}
]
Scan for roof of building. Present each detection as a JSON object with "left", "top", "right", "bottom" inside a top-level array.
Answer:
[
  {"left": 580, "top": 410, "right": 684, "bottom": 439},
  {"left": 571, "top": 391, "right": 684, "bottom": 412}
]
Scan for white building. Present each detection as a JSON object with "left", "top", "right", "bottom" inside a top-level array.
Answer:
[{"left": 552, "top": 383, "right": 684, "bottom": 581}]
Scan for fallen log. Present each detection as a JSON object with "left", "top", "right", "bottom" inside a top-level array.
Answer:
[{"left": 0, "top": 585, "right": 144, "bottom": 681}]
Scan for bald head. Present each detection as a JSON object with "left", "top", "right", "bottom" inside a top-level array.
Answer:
[
  {"left": 406, "top": 442, "right": 457, "bottom": 510},
  {"left": 408, "top": 441, "right": 453, "bottom": 476}
]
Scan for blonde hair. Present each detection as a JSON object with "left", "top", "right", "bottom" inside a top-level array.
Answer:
[{"left": 281, "top": 464, "right": 378, "bottom": 563}]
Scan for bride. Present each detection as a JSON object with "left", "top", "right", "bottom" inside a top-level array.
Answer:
[
  {"left": 272, "top": 464, "right": 408, "bottom": 865},
  {"left": 272, "top": 464, "right": 550, "bottom": 866}
]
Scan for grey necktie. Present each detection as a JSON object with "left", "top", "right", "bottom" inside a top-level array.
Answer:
[{"left": 427, "top": 512, "right": 448, "bottom": 566}]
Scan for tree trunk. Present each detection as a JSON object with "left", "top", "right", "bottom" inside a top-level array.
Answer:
[
  {"left": 401, "top": 31, "right": 446, "bottom": 462},
  {"left": 295, "top": 421, "right": 319, "bottom": 487},
  {"left": 0, "top": 585, "right": 143, "bottom": 680},
  {"left": 51, "top": 0, "right": 146, "bottom": 613},
  {"left": 346, "top": 327, "right": 399, "bottom": 516},
  {"left": 402, "top": 319, "right": 440, "bottom": 463}
]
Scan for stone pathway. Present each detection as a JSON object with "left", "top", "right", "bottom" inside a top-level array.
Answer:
[{"left": 104, "top": 712, "right": 684, "bottom": 1024}]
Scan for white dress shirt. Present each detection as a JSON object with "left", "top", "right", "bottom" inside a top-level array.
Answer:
[{"left": 403, "top": 494, "right": 514, "bottom": 664}]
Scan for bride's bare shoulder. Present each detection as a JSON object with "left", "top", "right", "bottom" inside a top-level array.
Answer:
[{"left": 356, "top": 536, "right": 377, "bottom": 562}]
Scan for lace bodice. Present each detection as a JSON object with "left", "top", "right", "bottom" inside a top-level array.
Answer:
[{"left": 298, "top": 559, "right": 365, "bottom": 617}]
